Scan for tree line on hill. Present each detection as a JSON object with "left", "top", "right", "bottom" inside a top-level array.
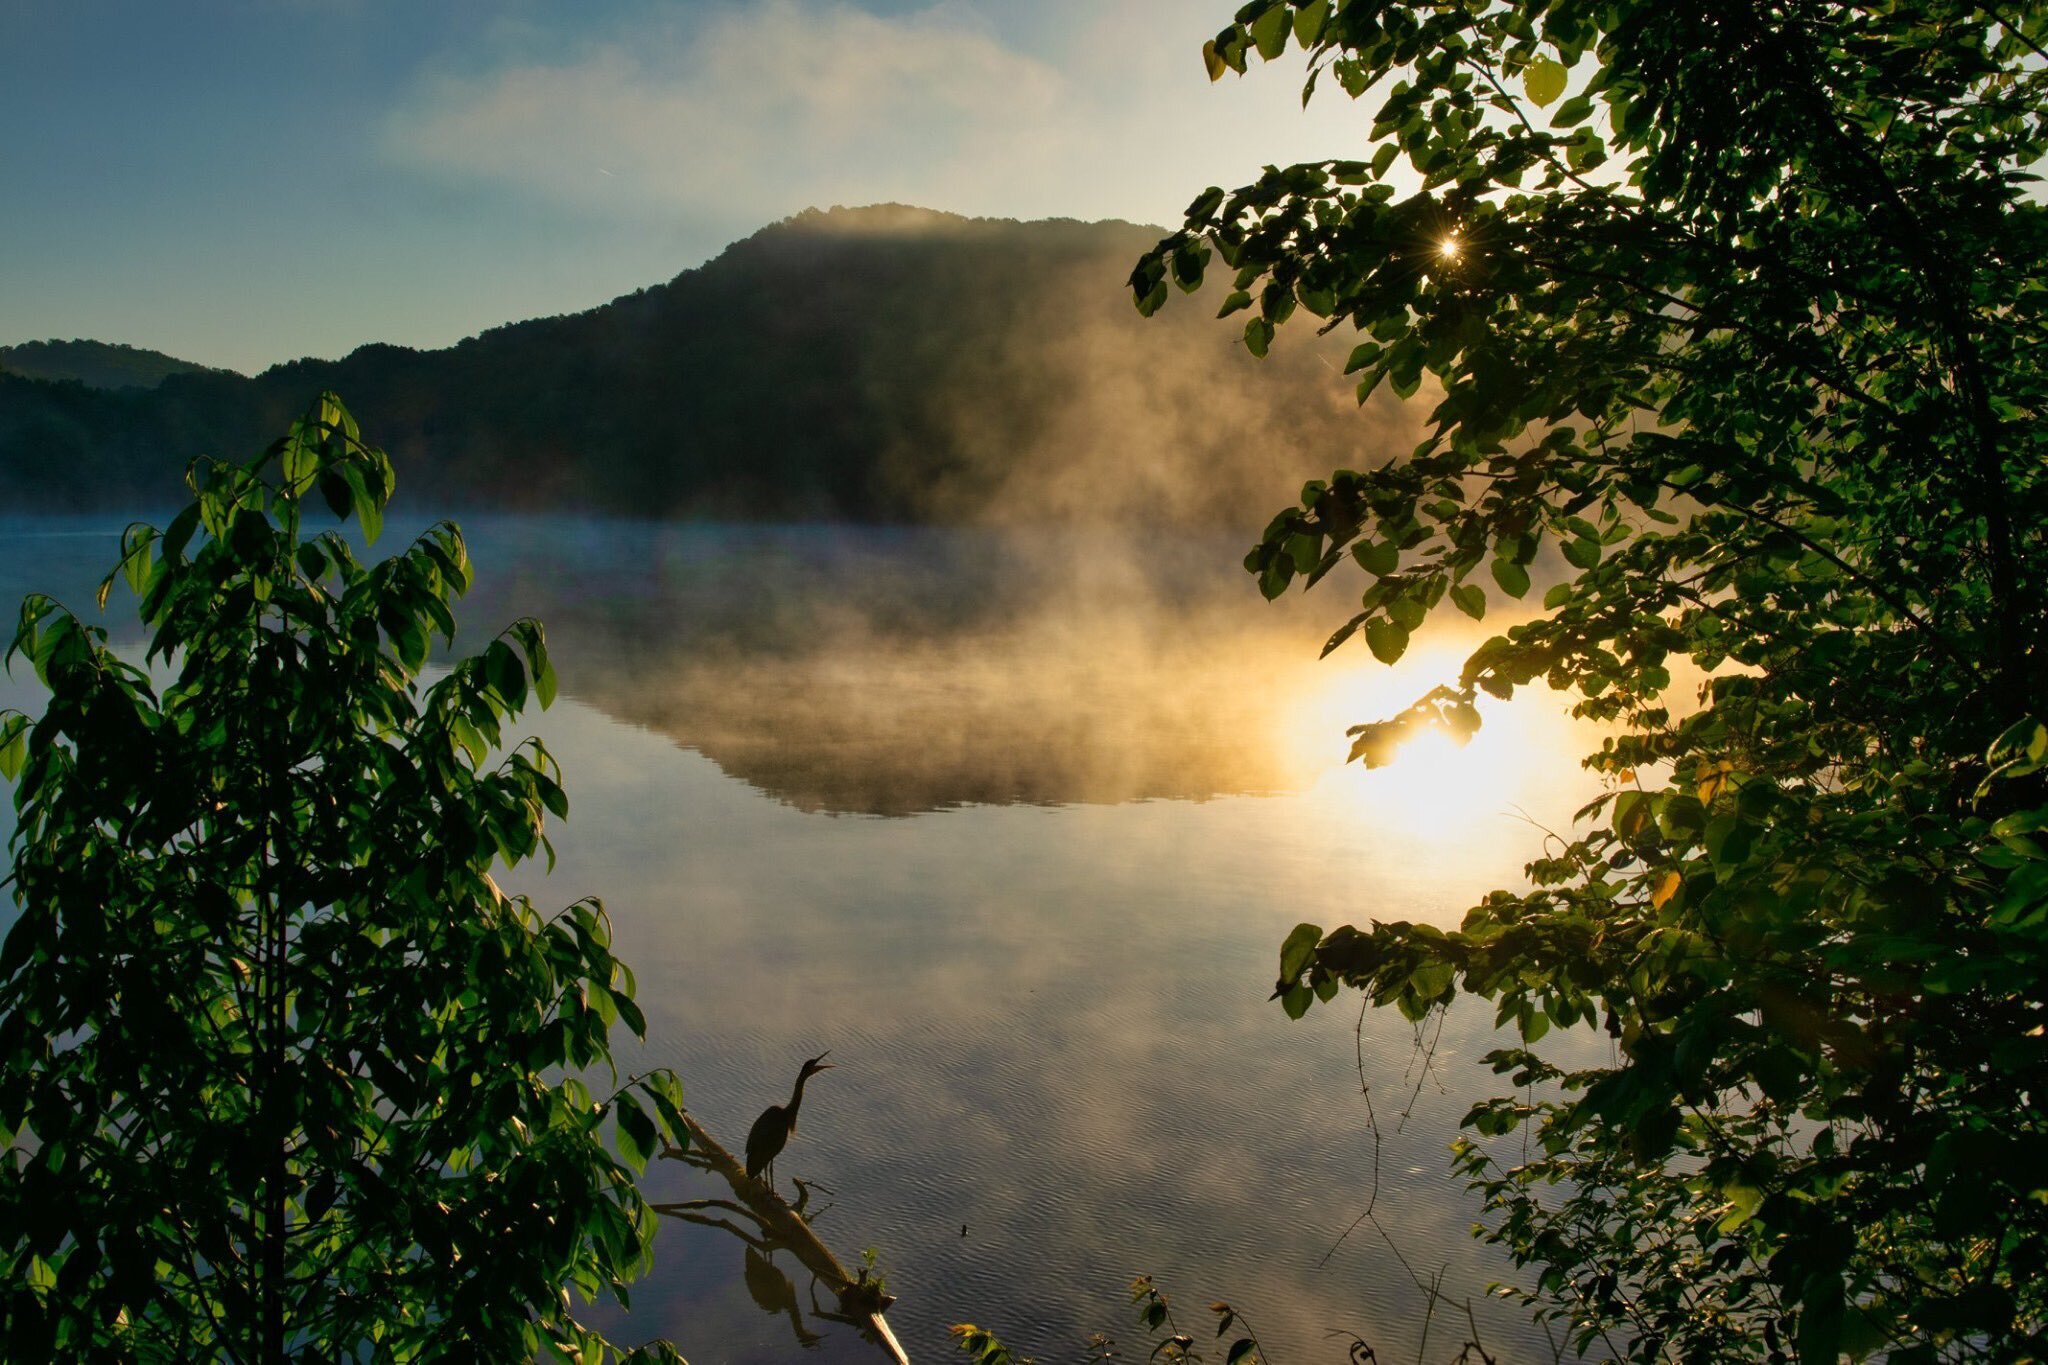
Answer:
[{"left": 0, "top": 206, "right": 1398, "bottom": 524}]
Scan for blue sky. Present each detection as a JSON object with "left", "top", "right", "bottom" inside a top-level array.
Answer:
[{"left": 2, "top": 0, "right": 1368, "bottom": 374}]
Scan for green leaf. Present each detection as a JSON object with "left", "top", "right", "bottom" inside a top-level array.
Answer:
[
  {"left": 318, "top": 468, "right": 353, "bottom": 520},
  {"left": 1490, "top": 559, "right": 1531, "bottom": 598},
  {"left": 1705, "top": 814, "right": 1754, "bottom": 866},
  {"left": 485, "top": 640, "right": 528, "bottom": 709},
  {"left": 281, "top": 429, "right": 318, "bottom": 489},
  {"left": 1523, "top": 55, "right": 1567, "bottom": 107},
  {"left": 1613, "top": 789, "right": 1651, "bottom": 839},
  {"left": 1365, "top": 616, "right": 1409, "bottom": 663},
  {"left": 1285, "top": 533, "right": 1321, "bottom": 575},
  {"left": 1293, "top": 0, "right": 1329, "bottom": 47},
  {"left": 1202, "top": 38, "right": 1228, "bottom": 82},
  {"left": 1321, "top": 612, "right": 1366, "bottom": 656},
  {"left": 161, "top": 504, "right": 200, "bottom": 563},
  {"left": 1353, "top": 540, "right": 1399, "bottom": 576},
  {"left": 614, "top": 1094, "right": 657, "bottom": 1172},
  {"left": 337, "top": 461, "right": 383, "bottom": 545},
  {"left": 1248, "top": 4, "right": 1289, "bottom": 60},
  {"left": 1450, "top": 583, "right": 1486, "bottom": 619},
  {"left": 510, "top": 622, "right": 559, "bottom": 709},
  {"left": 1279, "top": 922, "right": 1322, "bottom": 983},
  {"left": 1717, "top": 1182, "right": 1765, "bottom": 1232},
  {"left": 119, "top": 525, "right": 158, "bottom": 597},
  {"left": 1551, "top": 93, "right": 1596, "bottom": 127},
  {"left": 642, "top": 1072, "right": 688, "bottom": 1141},
  {"left": 1561, "top": 537, "right": 1601, "bottom": 569},
  {"left": 0, "top": 713, "right": 27, "bottom": 782}
]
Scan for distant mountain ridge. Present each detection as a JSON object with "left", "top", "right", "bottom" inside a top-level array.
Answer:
[
  {"left": 0, "top": 339, "right": 234, "bottom": 391},
  {"left": 0, "top": 205, "right": 1404, "bottom": 522}
]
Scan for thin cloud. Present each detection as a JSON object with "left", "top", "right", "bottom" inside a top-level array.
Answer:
[{"left": 382, "top": 0, "right": 1369, "bottom": 230}]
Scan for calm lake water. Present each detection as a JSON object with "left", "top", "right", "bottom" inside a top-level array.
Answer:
[{"left": 0, "top": 514, "right": 1612, "bottom": 1364}]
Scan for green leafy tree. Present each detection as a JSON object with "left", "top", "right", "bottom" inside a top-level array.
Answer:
[
  {"left": 1134, "top": 1, "right": 2047, "bottom": 1359},
  {"left": 0, "top": 394, "right": 690, "bottom": 1361}
]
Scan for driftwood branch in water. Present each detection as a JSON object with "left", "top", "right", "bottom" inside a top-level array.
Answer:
[{"left": 660, "top": 1109, "right": 910, "bottom": 1365}]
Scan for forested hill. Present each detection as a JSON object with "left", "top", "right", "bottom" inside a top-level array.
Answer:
[
  {"left": 0, "top": 340, "right": 233, "bottom": 391},
  {"left": 0, "top": 205, "right": 1399, "bottom": 522}
]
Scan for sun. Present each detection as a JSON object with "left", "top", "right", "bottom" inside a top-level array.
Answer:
[
  {"left": 1313, "top": 705, "right": 1552, "bottom": 837},
  {"left": 1279, "top": 640, "right": 1605, "bottom": 848}
]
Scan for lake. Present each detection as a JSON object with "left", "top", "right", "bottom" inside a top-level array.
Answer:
[{"left": 0, "top": 513, "right": 1612, "bottom": 1364}]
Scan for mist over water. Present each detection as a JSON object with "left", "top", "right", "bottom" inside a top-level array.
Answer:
[
  {"left": 0, "top": 512, "right": 1614, "bottom": 1363},
  {"left": 467, "top": 521, "right": 1316, "bottom": 814},
  {"left": 451, "top": 515, "right": 1592, "bottom": 822}
]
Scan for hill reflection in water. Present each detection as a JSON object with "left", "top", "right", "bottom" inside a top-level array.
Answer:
[{"left": 455, "top": 517, "right": 1534, "bottom": 818}]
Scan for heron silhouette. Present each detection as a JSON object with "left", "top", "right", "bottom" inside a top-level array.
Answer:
[{"left": 745, "top": 1052, "right": 834, "bottom": 1190}]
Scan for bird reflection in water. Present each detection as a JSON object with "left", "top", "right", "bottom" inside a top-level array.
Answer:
[
  {"left": 656, "top": 1164, "right": 892, "bottom": 1355},
  {"left": 743, "top": 1245, "right": 823, "bottom": 1349}
]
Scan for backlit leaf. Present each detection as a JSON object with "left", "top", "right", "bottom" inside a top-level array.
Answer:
[
  {"left": 1524, "top": 55, "right": 1567, "bottom": 107},
  {"left": 1365, "top": 616, "right": 1409, "bottom": 663},
  {"left": 1249, "top": 4, "right": 1289, "bottom": 60}
]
